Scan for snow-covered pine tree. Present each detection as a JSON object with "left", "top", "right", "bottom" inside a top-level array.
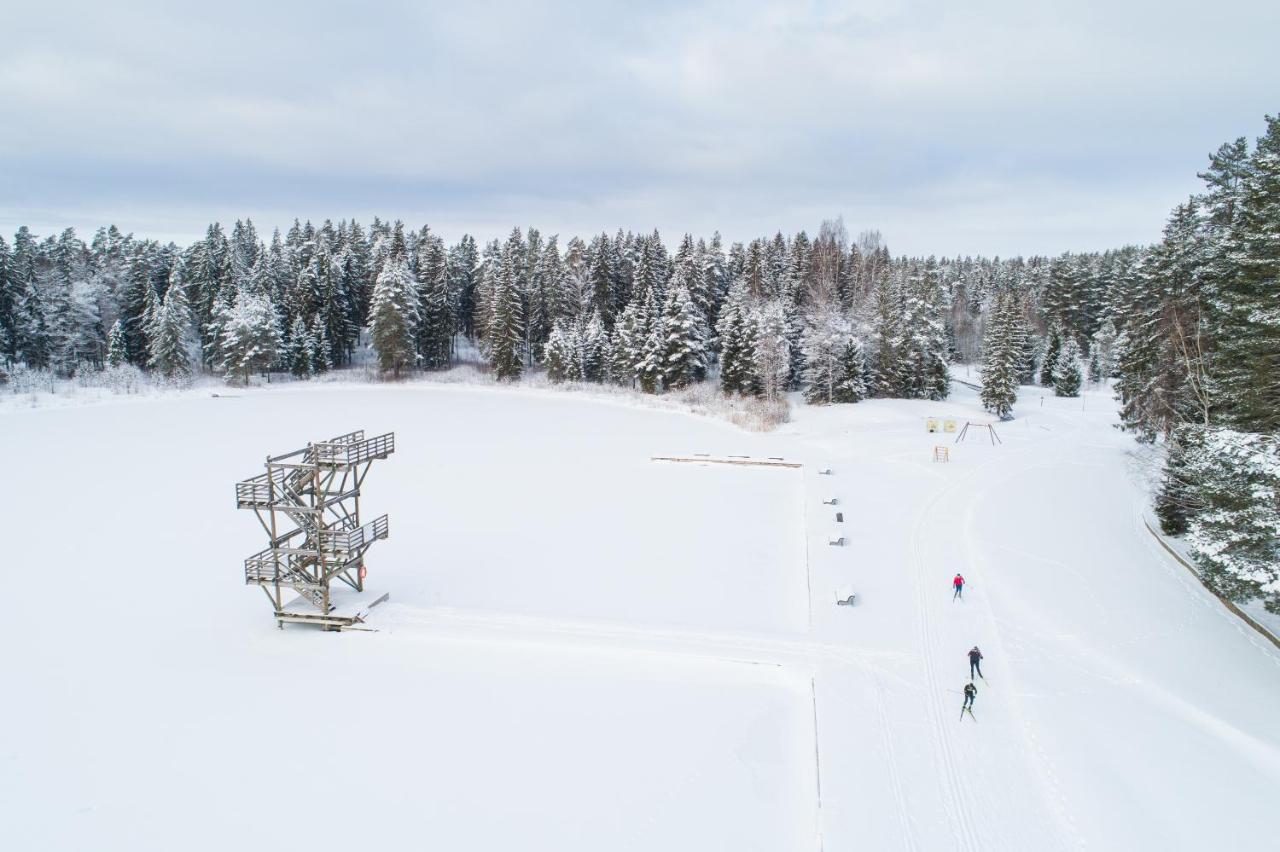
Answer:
[
  {"left": 286, "top": 315, "right": 313, "bottom": 378},
  {"left": 416, "top": 235, "right": 452, "bottom": 370},
  {"left": 579, "top": 310, "right": 608, "bottom": 382},
  {"left": 105, "top": 319, "right": 127, "bottom": 368},
  {"left": 868, "top": 269, "right": 903, "bottom": 397},
  {"left": 589, "top": 234, "right": 615, "bottom": 327},
  {"left": 1020, "top": 332, "right": 1041, "bottom": 386},
  {"left": 1053, "top": 338, "right": 1083, "bottom": 397},
  {"left": 543, "top": 320, "right": 573, "bottom": 382},
  {"left": 1185, "top": 429, "right": 1280, "bottom": 613},
  {"left": 0, "top": 234, "right": 13, "bottom": 359},
  {"left": 835, "top": 338, "right": 868, "bottom": 402},
  {"left": 218, "top": 290, "right": 281, "bottom": 384},
  {"left": 633, "top": 288, "right": 664, "bottom": 393},
  {"left": 1040, "top": 325, "right": 1062, "bottom": 387},
  {"left": 751, "top": 299, "right": 791, "bottom": 401},
  {"left": 800, "top": 308, "right": 852, "bottom": 405},
  {"left": 369, "top": 225, "right": 420, "bottom": 378},
  {"left": 449, "top": 234, "right": 480, "bottom": 340},
  {"left": 488, "top": 235, "right": 526, "bottom": 380},
  {"left": 1213, "top": 115, "right": 1280, "bottom": 433},
  {"left": 897, "top": 259, "right": 950, "bottom": 400},
  {"left": 660, "top": 279, "right": 708, "bottom": 389},
  {"left": 309, "top": 314, "right": 331, "bottom": 375},
  {"left": 715, "top": 281, "right": 753, "bottom": 394},
  {"left": 979, "top": 290, "right": 1024, "bottom": 419},
  {"left": 1089, "top": 318, "right": 1119, "bottom": 380},
  {"left": 610, "top": 299, "right": 646, "bottom": 387},
  {"left": 147, "top": 268, "right": 195, "bottom": 380}
]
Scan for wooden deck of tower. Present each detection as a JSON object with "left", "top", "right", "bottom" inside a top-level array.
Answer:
[{"left": 236, "top": 429, "right": 395, "bottom": 630}]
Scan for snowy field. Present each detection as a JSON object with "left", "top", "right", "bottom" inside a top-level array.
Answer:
[{"left": 3, "top": 379, "right": 1279, "bottom": 850}]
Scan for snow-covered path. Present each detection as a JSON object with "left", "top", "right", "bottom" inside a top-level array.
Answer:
[{"left": 2, "top": 380, "right": 1277, "bottom": 850}]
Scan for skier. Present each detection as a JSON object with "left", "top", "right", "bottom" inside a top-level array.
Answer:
[
  {"left": 962, "top": 682, "right": 977, "bottom": 713},
  {"left": 952, "top": 573, "right": 965, "bottom": 601},
  {"left": 968, "top": 646, "right": 984, "bottom": 680}
]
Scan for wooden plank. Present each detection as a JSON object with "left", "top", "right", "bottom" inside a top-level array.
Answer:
[{"left": 650, "top": 455, "right": 802, "bottom": 469}]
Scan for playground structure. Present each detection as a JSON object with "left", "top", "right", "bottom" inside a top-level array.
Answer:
[
  {"left": 236, "top": 430, "right": 395, "bottom": 630},
  {"left": 955, "top": 421, "right": 1002, "bottom": 446}
]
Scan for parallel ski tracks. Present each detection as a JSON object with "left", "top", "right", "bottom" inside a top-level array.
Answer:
[{"left": 382, "top": 605, "right": 909, "bottom": 674}]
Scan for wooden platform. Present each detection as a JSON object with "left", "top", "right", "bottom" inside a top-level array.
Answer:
[{"left": 275, "top": 587, "right": 390, "bottom": 631}]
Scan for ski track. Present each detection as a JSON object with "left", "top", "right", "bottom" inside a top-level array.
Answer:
[
  {"left": 870, "top": 669, "right": 921, "bottom": 852},
  {"left": 381, "top": 604, "right": 909, "bottom": 674},
  {"left": 963, "top": 470, "right": 1083, "bottom": 851},
  {"left": 909, "top": 475, "right": 983, "bottom": 852}
]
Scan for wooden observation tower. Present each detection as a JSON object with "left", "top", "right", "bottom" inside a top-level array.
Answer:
[{"left": 236, "top": 430, "right": 395, "bottom": 630}]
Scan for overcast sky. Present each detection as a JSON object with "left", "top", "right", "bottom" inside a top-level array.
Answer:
[{"left": 2, "top": 0, "right": 1277, "bottom": 256}]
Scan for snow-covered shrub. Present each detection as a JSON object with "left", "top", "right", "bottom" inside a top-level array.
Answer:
[{"left": 6, "top": 364, "right": 57, "bottom": 395}]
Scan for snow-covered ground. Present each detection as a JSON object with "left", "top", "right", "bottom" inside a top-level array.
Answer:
[{"left": 2, "top": 378, "right": 1277, "bottom": 850}]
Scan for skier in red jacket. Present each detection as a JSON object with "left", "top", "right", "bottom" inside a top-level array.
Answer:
[{"left": 952, "top": 573, "right": 965, "bottom": 601}]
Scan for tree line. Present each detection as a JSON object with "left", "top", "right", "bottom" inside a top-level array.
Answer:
[{"left": 0, "top": 115, "right": 1275, "bottom": 613}]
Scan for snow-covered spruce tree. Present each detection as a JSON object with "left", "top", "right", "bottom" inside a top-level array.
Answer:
[
  {"left": 836, "top": 338, "right": 869, "bottom": 402},
  {"left": 751, "top": 299, "right": 792, "bottom": 401},
  {"left": 105, "top": 319, "right": 127, "bottom": 368},
  {"left": 416, "top": 235, "right": 452, "bottom": 370},
  {"left": 715, "top": 281, "right": 753, "bottom": 394},
  {"left": 868, "top": 268, "right": 903, "bottom": 397},
  {"left": 1185, "top": 429, "right": 1280, "bottom": 613},
  {"left": 286, "top": 315, "right": 313, "bottom": 378},
  {"left": 488, "top": 240, "right": 525, "bottom": 381},
  {"left": 217, "top": 290, "right": 280, "bottom": 384},
  {"left": 1155, "top": 427, "right": 1199, "bottom": 535},
  {"left": 309, "top": 314, "right": 331, "bottom": 375},
  {"left": 147, "top": 272, "right": 195, "bottom": 380},
  {"left": 1019, "top": 330, "right": 1041, "bottom": 386},
  {"left": 1088, "top": 351, "right": 1103, "bottom": 384},
  {"left": 980, "top": 290, "right": 1024, "bottom": 419},
  {"left": 579, "top": 310, "right": 608, "bottom": 382},
  {"left": 898, "top": 260, "right": 950, "bottom": 401},
  {"left": 1089, "top": 318, "right": 1119, "bottom": 379},
  {"left": 0, "top": 234, "right": 13, "bottom": 359},
  {"left": 543, "top": 320, "right": 573, "bottom": 383},
  {"left": 1213, "top": 115, "right": 1280, "bottom": 434},
  {"left": 660, "top": 281, "right": 708, "bottom": 389},
  {"left": 369, "top": 226, "right": 420, "bottom": 378},
  {"left": 611, "top": 300, "right": 643, "bottom": 387},
  {"left": 637, "top": 325, "right": 664, "bottom": 393},
  {"left": 1053, "top": 338, "right": 1083, "bottom": 397},
  {"left": 1040, "top": 324, "right": 1062, "bottom": 387}
]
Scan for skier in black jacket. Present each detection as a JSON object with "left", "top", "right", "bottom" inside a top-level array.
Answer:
[
  {"left": 962, "top": 682, "right": 977, "bottom": 711},
  {"left": 968, "top": 646, "right": 984, "bottom": 680}
]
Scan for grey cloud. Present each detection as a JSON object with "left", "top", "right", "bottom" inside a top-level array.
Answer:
[{"left": 1, "top": 0, "right": 1276, "bottom": 255}]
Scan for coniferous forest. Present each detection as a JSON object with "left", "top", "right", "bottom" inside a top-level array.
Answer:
[{"left": 1, "top": 114, "right": 1277, "bottom": 613}]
